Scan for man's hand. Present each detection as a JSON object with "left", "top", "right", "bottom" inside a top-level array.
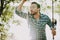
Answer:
[
  {"left": 52, "top": 28, "right": 56, "bottom": 36},
  {"left": 22, "top": 0, "right": 27, "bottom": 3}
]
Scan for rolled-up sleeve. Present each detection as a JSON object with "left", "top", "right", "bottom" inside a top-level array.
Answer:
[
  {"left": 15, "top": 7, "right": 27, "bottom": 19},
  {"left": 47, "top": 16, "right": 56, "bottom": 30}
]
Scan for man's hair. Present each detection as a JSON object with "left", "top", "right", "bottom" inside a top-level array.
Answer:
[{"left": 31, "top": 2, "right": 40, "bottom": 8}]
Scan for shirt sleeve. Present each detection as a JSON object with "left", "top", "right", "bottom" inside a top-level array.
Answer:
[
  {"left": 47, "top": 16, "right": 56, "bottom": 30},
  {"left": 15, "top": 7, "right": 28, "bottom": 19}
]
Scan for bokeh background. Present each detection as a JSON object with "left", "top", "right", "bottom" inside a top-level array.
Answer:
[{"left": 0, "top": 0, "right": 60, "bottom": 40}]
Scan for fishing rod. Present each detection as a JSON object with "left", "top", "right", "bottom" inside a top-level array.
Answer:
[{"left": 52, "top": 0, "right": 57, "bottom": 40}]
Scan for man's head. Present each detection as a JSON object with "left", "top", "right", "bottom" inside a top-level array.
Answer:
[{"left": 30, "top": 2, "right": 40, "bottom": 15}]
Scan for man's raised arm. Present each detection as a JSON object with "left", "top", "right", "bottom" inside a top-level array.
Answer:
[
  {"left": 15, "top": 0, "right": 27, "bottom": 19},
  {"left": 17, "top": 0, "right": 26, "bottom": 11}
]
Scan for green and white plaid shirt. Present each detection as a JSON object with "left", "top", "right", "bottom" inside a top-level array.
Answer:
[{"left": 15, "top": 9, "right": 53, "bottom": 40}]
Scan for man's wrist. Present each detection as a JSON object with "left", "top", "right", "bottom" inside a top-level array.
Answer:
[{"left": 51, "top": 28, "right": 56, "bottom": 30}]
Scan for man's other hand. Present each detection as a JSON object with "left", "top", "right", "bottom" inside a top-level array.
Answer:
[{"left": 52, "top": 28, "right": 56, "bottom": 36}]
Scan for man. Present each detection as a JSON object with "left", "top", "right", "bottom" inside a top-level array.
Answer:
[{"left": 15, "top": 0, "right": 56, "bottom": 40}]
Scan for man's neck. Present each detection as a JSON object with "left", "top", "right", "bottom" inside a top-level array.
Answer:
[{"left": 34, "top": 12, "right": 40, "bottom": 20}]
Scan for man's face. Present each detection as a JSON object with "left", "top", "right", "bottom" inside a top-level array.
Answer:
[{"left": 30, "top": 4, "right": 40, "bottom": 15}]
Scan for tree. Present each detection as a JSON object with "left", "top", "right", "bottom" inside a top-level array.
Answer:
[{"left": 0, "top": 0, "right": 18, "bottom": 40}]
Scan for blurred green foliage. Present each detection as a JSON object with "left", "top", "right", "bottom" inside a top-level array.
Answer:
[
  {"left": 0, "top": 0, "right": 17, "bottom": 40},
  {"left": 1, "top": 4, "right": 14, "bottom": 22}
]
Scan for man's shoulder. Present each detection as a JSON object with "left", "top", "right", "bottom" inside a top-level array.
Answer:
[{"left": 41, "top": 13, "right": 49, "bottom": 19}]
